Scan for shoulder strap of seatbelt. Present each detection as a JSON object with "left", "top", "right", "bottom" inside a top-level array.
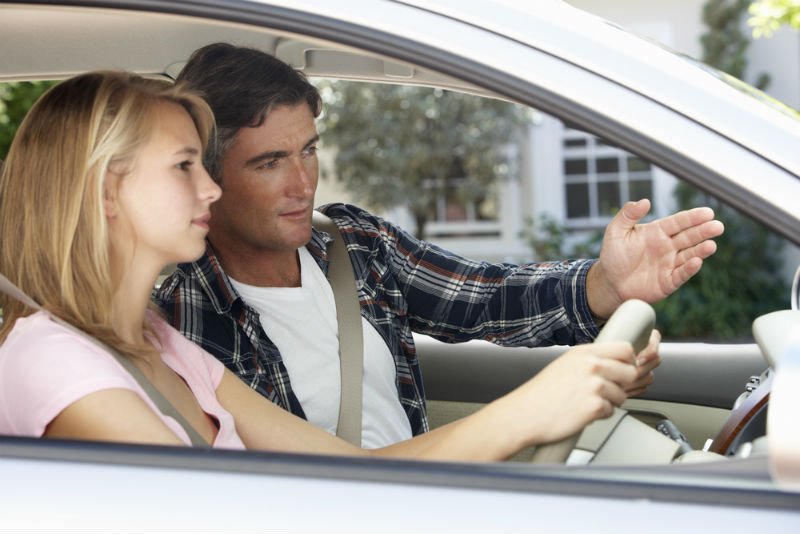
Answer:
[
  {"left": 312, "top": 211, "right": 364, "bottom": 446},
  {"left": 0, "top": 274, "right": 210, "bottom": 447}
]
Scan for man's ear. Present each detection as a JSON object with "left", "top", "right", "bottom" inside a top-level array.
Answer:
[{"left": 103, "top": 172, "right": 120, "bottom": 219}]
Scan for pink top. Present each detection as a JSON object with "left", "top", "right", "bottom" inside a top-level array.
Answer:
[{"left": 0, "top": 311, "right": 245, "bottom": 449}]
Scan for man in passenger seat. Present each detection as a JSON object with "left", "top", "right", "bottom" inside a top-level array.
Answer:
[{"left": 153, "top": 43, "right": 725, "bottom": 448}]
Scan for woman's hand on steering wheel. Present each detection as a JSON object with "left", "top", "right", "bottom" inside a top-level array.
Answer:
[
  {"left": 501, "top": 341, "right": 639, "bottom": 448},
  {"left": 626, "top": 329, "right": 662, "bottom": 397}
]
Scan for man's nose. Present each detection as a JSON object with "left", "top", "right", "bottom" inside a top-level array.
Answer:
[{"left": 288, "top": 158, "right": 316, "bottom": 197}]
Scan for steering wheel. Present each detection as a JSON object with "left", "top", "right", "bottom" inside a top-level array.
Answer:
[{"left": 530, "top": 299, "right": 656, "bottom": 463}]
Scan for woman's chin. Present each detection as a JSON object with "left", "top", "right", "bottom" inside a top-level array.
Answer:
[{"left": 169, "top": 244, "right": 207, "bottom": 266}]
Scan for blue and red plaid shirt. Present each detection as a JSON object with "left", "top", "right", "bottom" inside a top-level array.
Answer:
[{"left": 153, "top": 203, "right": 600, "bottom": 436}]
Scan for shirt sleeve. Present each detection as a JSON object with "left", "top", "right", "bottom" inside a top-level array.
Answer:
[
  {"left": 0, "top": 315, "right": 139, "bottom": 437},
  {"left": 320, "top": 203, "right": 600, "bottom": 347}
]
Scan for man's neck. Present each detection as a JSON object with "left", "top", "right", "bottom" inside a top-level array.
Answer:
[{"left": 209, "top": 239, "right": 303, "bottom": 288}]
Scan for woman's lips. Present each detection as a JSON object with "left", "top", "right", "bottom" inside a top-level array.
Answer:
[{"left": 192, "top": 213, "right": 211, "bottom": 230}]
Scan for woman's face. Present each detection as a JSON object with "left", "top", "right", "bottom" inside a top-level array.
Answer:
[{"left": 110, "top": 101, "right": 221, "bottom": 271}]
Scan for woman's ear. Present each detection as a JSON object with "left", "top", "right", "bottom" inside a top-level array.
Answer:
[{"left": 103, "top": 172, "right": 120, "bottom": 219}]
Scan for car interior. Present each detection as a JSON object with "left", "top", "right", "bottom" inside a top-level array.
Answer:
[{"left": 1, "top": 2, "right": 798, "bottom": 501}]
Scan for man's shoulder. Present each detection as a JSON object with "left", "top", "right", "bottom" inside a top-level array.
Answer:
[
  {"left": 315, "top": 202, "right": 397, "bottom": 239},
  {"left": 317, "top": 202, "right": 375, "bottom": 225}
]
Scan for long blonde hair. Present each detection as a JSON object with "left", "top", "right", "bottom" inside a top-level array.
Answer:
[{"left": 0, "top": 71, "right": 214, "bottom": 359}]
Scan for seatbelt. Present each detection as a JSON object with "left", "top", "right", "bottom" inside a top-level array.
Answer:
[
  {"left": 312, "top": 211, "right": 364, "bottom": 446},
  {"left": 0, "top": 274, "right": 210, "bottom": 447}
]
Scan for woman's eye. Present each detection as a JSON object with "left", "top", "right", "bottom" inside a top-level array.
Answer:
[{"left": 176, "top": 160, "right": 193, "bottom": 172}]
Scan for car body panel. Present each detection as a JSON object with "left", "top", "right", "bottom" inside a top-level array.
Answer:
[{"left": 0, "top": 438, "right": 798, "bottom": 532}]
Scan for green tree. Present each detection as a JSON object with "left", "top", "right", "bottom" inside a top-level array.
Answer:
[
  {"left": 0, "top": 81, "right": 56, "bottom": 160},
  {"left": 702, "top": 0, "right": 771, "bottom": 88},
  {"left": 652, "top": 0, "right": 787, "bottom": 340},
  {"left": 654, "top": 189, "right": 787, "bottom": 340},
  {"left": 748, "top": 0, "right": 800, "bottom": 37},
  {"left": 316, "top": 81, "right": 528, "bottom": 237}
]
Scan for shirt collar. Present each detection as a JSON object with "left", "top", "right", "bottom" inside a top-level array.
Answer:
[
  {"left": 186, "top": 240, "right": 241, "bottom": 314},
  {"left": 190, "top": 227, "right": 335, "bottom": 314}
]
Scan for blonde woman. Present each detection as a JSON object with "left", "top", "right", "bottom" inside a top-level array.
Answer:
[{"left": 0, "top": 71, "right": 639, "bottom": 460}]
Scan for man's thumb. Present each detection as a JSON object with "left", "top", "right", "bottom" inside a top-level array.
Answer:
[{"left": 617, "top": 198, "right": 651, "bottom": 228}]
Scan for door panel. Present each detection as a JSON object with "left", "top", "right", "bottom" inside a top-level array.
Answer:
[
  {"left": 416, "top": 335, "right": 764, "bottom": 452},
  {"left": 416, "top": 335, "right": 767, "bottom": 408}
]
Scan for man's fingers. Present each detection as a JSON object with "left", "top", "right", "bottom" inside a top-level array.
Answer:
[
  {"left": 671, "top": 256, "right": 703, "bottom": 287},
  {"left": 656, "top": 206, "right": 717, "bottom": 237},
  {"left": 608, "top": 199, "right": 651, "bottom": 237},
  {"left": 620, "top": 198, "right": 651, "bottom": 225},
  {"left": 674, "top": 239, "right": 718, "bottom": 267},
  {"left": 670, "top": 220, "right": 724, "bottom": 252}
]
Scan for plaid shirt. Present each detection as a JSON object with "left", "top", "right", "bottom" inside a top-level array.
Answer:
[{"left": 153, "top": 203, "right": 600, "bottom": 436}]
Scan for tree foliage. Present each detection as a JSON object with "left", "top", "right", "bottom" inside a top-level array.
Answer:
[
  {"left": 0, "top": 81, "right": 56, "bottom": 160},
  {"left": 316, "top": 81, "right": 528, "bottom": 237},
  {"left": 748, "top": 0, "right": 800, "bottom": 38},
  {"left": 654, "top": 186, "right": 787, "bottom": 340},
  {"left": 702, "top": 0, "right": 754, "bottom": 77}
]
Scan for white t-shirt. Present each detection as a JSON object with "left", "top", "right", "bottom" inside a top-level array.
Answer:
[{"left": 229, "top": 247, "right": 412, "bottom": 448}]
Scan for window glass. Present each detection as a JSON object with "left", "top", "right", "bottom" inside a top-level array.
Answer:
[
  {"left": 563, "top": 138, "right": 587, "bottom": 148},
  {"left": 630, "top": 179, "right": 654, "bottom": 206},
  {"left": 597, "top": 181, "right": 621, "bottom": 216},
  {"left": 564, "top": 159, "right": 588, "bottom": 175},
  {"left": 313, "top": 79, "right": 798, "bottom": 342},
  {"left": 596, "top": 157, "right": 619, "bottom": 174},
  {"left": 566, "top": 183, "right": 591, "bottom": 218}
]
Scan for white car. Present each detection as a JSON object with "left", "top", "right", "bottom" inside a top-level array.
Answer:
[{"left": 1, "top": 1, "right": 799, "bottom": 531}]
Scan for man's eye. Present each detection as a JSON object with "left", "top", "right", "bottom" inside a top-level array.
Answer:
[
  {"left": 259, "top": 159, "right": 280, "bottom": 170},
  {"left": 303, "top": 146, "right": 318, "bottom": 157}
]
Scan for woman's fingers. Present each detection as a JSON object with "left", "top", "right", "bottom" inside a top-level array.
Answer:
[
  {"left": 628, "top": 330, "right": 662, "bottom": 396},
  {"left": 625, "top": 371, "right": 655, "bottom": 396},
  {"left": 510, "top": 341, "right": 640, "bottom": 446}
]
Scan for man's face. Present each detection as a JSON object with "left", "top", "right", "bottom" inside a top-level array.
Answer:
[{"left": 209, "top": 103, "right": 319, "bottom": 257}]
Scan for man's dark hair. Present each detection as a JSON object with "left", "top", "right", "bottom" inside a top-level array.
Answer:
[{"left": 176, "top": 42, "right": 322, "bottom": 181}]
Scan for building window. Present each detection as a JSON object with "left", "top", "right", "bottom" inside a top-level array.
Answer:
[
  {"left": 563, "top": 130, "right": 653, "bottom": 226},
  {"left": 424, "top": 177, "right": 501, "bottom": 238}
]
